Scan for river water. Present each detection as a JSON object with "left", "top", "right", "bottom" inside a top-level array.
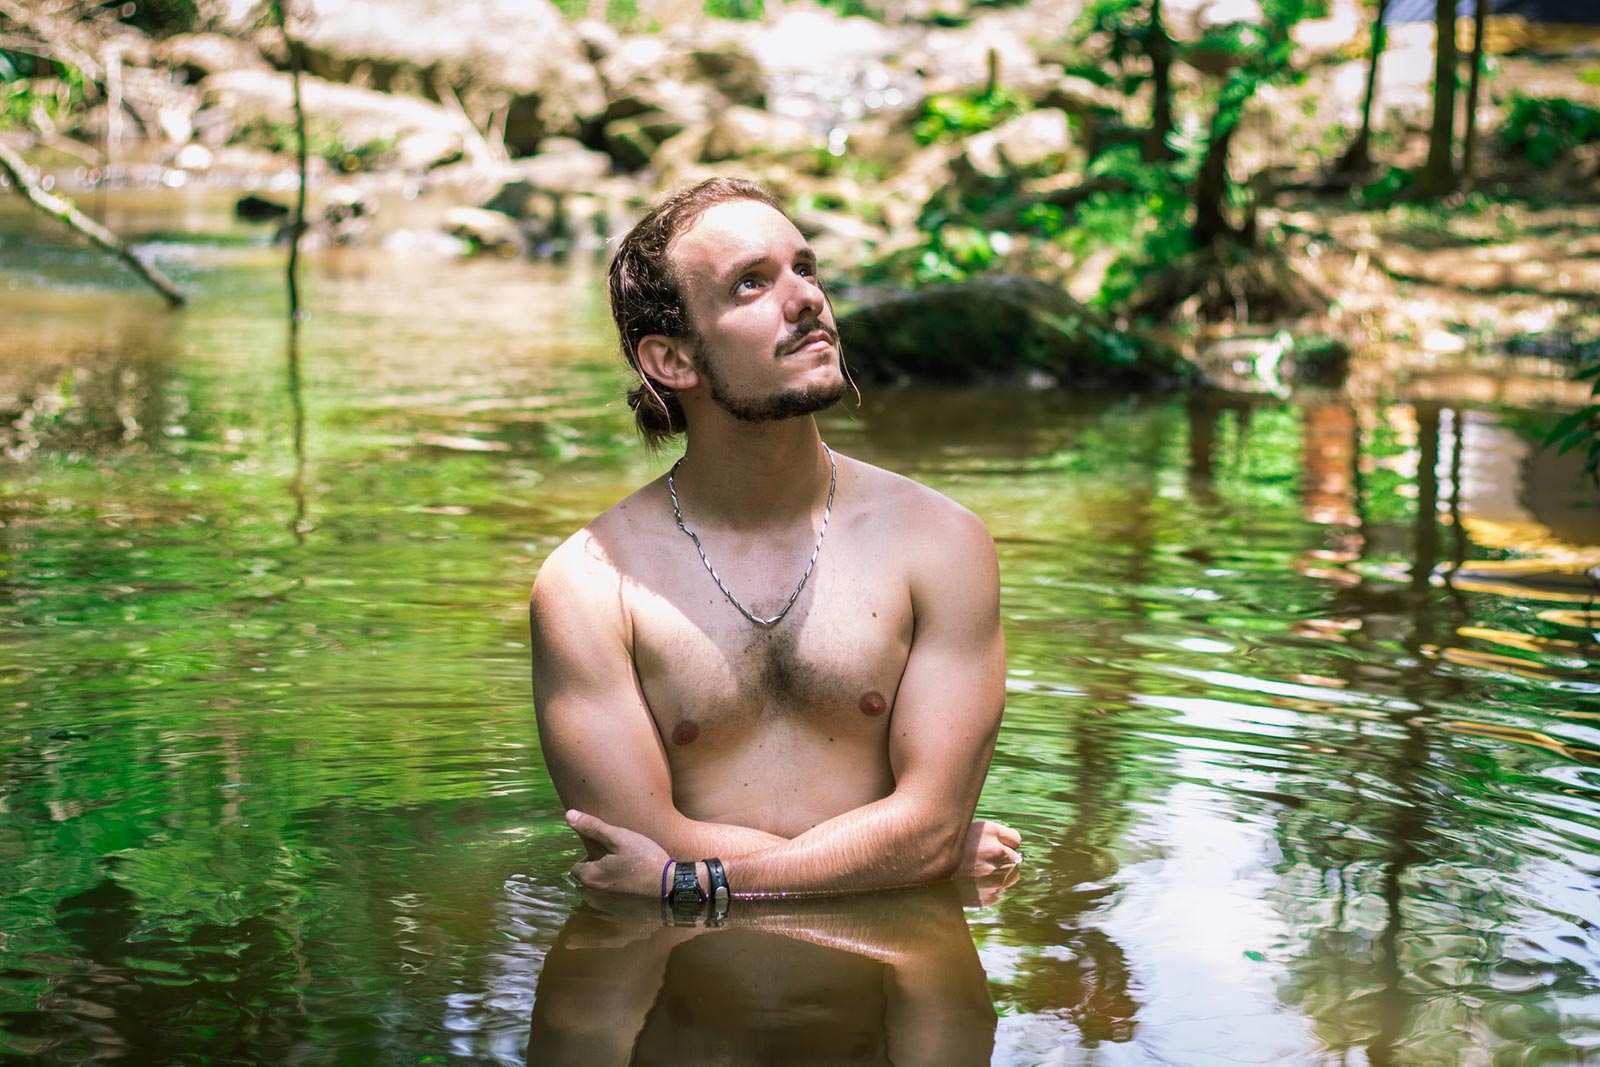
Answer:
[{"left": 2, "top": 186, "right": 1598, "bottom": 1065}]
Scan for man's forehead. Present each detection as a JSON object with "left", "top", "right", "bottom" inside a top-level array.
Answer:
[{"left": 670, "top": 200, "right": 807, "bottom": 278}]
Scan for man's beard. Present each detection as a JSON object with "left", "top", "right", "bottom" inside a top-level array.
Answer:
[{"left": 690, "top": 318, "right": 847, "bottom": 424}]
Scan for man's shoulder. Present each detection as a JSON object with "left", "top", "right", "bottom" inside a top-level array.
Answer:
[
  {"left": 530, "top": 482, "right": 663, "bottom": 612},
  {"left": 842, "top": 455, "right": 992, "bottom": 549}
]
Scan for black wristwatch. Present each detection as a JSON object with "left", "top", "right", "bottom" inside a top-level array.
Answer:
[{"left": 667, "top": 860, "right": 705, "bottom": 922}]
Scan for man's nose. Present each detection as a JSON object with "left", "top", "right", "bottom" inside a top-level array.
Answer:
[{"left": 783, "top": 270, "right": 826, "bottom": 321}]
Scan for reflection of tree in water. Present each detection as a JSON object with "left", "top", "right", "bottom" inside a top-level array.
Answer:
[
  {"left": 993, "top": 698, "right": 1141, "bottom": 1046},
  {"left": 1265, "top": 401, "right": 1597, "bottom": 1062},
  {"left": 985, "top": 412, "right": 1182, "bottom": 1048},
  {"left": 0, "top": 340, "right": 202, "bottom": 463}
]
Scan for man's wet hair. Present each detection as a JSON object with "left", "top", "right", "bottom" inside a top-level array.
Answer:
[{"left": 607, "top": 177, "right": 787, "bottom": 448}]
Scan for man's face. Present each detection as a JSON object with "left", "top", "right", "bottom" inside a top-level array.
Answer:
[{"left": 669, "top": 199, "right": 845, "bottom": 424}]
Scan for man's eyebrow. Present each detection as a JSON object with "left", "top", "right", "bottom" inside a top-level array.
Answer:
[{"left": 717, "top": 246, "right": 819, "bottom": 284}]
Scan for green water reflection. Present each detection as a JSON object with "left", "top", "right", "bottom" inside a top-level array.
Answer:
[{"left": 2, "top": 195, "right": 1599, "bottom": 1065}]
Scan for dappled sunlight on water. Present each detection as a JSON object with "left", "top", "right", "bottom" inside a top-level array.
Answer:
[{"left": 3, "top": 198, "right": 1599, "bottom": 1064}]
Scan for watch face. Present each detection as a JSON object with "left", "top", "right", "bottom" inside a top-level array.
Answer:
[{"left": 671, "top": 862, "right": 703, "bottom": 904}]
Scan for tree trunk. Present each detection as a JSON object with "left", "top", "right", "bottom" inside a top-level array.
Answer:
[
  {"left": 273, "top": 1, "right": 308, "bottom": 322},
  {"left": 1336, "top": 0, "right": 1389, "bottom": 173},
  {"left": 1194, "top": 101, "right": 1239, "bottom": 247},
  {"left": 1145, "top": 0, "right": 1178, "bottom": 161},
  {"left": 1415, "top": 0, "right": 1459, "bottom": 197},
  {"left": 1461, "top": 0, "right": 1489, "bottom": 187}
]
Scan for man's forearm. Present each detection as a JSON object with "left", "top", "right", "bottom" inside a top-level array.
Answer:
[
  {"left": 655, "top": 815, "right": 787, "bottom": 862},
  {"left": 714, "top": 791, "right": 967, "bottom": 898}
]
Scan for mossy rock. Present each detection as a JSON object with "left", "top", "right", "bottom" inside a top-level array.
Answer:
[{"left": 839, "top": 275, "right": 1194, "bottom": 390}]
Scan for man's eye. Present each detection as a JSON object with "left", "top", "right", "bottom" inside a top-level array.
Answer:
[{"left": 734, "top": 277, "right": 760, "bottom": 294}]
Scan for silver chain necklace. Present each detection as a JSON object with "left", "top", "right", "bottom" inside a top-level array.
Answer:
[{"left": 667, "top": 444, "right": 836, "bottom": 628}]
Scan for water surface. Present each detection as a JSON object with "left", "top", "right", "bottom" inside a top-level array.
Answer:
[{"left": 2, "top": 191, "right": 1598, "bottom": 1065}]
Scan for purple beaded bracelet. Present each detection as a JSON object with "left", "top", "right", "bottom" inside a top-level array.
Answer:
[{"left": 659, "top": 857, "right": 674, "bottom": 902}]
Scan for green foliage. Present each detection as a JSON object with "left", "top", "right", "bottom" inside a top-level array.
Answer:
[
  {"left": 234, "top": 116, "right": 399, "bottom": 172},
  {"left": 0, "top": 62, "right": 88, "bottom": 134},
  {"left": 911, "top": 87, "right": 1025, "bottom": 146},
  {"left": 1352, "top": 163, "right": 1414, "bottom": 206},
  {"left": 701, "top": 0, "right": 764, "bottom": 18},
  {"left": 1542, "top": 339, "right": 1600, "bottom": 483},
  {"left": 1065, "top": 145, "right": 1191, "bottom": 308},
  {"left": 109, "top": 0, "right": 203, "bottom": 34},
  {"left": 1500, "top": 93, "right": 1600, "bottom": 167}
]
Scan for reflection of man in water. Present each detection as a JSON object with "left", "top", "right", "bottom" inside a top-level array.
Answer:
[
  {"left": 530, "top": 178, "right": 1020, "bottom": 905},
  {"left": 527, "top": 885, "right": 997, "bottom": 1065}
]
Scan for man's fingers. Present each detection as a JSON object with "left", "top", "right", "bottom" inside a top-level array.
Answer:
[
  {"left": 566, "top": 809, "right": 617, "bottom": 851},
  {"left": 994, "top": 822, "right": 1022, "bottom": 848}
]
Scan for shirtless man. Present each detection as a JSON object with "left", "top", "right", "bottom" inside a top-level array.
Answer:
[{"left": 529, "top": 178, "right": 1020, "bottom": 907}]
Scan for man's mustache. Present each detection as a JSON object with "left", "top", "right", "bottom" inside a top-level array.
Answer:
[{"left": 776, "top": 318, "right": 840, "bottom": 357}]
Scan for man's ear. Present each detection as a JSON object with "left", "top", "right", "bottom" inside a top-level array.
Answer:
[{"left": 637, "top": 335, "right": 699, "bottom": 392}]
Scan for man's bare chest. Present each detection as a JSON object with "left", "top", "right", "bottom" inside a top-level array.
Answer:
[{"left": 626, "top": 553, "right": 913, "bottom": 752}]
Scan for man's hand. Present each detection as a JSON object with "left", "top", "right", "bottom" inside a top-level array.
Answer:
[
  {"left": 566, "top": 810, "right": 670, "bottom": 897},
  {"left": 960, "top": 819, "right": 1021, "bottom": 877}
]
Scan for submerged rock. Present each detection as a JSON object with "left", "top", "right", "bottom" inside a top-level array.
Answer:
[{"left": 840, "top": 275, "right": 1193, "bottom": 389}]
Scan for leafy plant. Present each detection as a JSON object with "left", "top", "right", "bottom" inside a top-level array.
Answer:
[
  {"left": 911, "top": 86, "right": 1025, "bottom": 146},
  {"left": 1543, "top": 341, "right": 1600, "bottom": 484},
  {"left": 233, "top": 116, "right": 398, "bottom": 172},
  {"left": 1500, "top": 93, "right": 1600, "bottom": 167},
  {"left": 0, "top": 60, "right": 88, "bottom": 134}
]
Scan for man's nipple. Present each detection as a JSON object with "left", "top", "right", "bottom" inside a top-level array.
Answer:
[
  {"left": 671, "top": 720, "right": 701, "bottom": 746},
  {"left": 859, "top": 691, "right": 887, "bottom": 717}
]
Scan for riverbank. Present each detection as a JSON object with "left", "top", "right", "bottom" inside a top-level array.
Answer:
[{"left": 3, "top": 0, "right": 1598, "bottom": 395}]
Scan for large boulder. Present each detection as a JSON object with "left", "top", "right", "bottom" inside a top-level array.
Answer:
[
  {"left": 603, "top": 110, "right": 687, "bottom": 171},
  {"left": 289, "top": 0, "right": 604, "bottom": 153},
  {"left": 700, "top": 106, "right": 815, "bottom": 164},
  {"left": 200, "top": 69, "right": 474, "bottom": 170},
  {"left": 594, "top": 35, "right": 766, "bottom": 130},
  {"left": 839, "top": 275, "right": 1193, "bottom": 389},
  {"left": 961, "top": 109, "right": 1081, "bottom": 180}
]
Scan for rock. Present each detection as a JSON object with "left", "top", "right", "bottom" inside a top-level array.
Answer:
[
  {"left": 499, "top": 141, "right": 612, "bottom": 193},
  {"left": 157, "top": 33, "right": 270, "bottom": 84},
  {"left": 701, "top": 106, "right": 816, "bottom": 164},
  {"left": 201, "top": 69, "right": 474, "bottom": 171},
  {"left": 604, "top": 111, "right": 687, "bottom": 172},
  {"left": 445, "top": 206, "right": 528, "bottom": 257},
  {"left": 1032, "top": 77, "right": 1123, "bottom": 121},
  {"left": 686, "top": 43, "right": 766, "bottom": 108},
  {"left": 792, "top": 207, "right": 890, "bottom": 277},
  {"left": 649, "top": 123, "right": 713, "bottom": 185},
  {"left": 842, "top": 115, "right": 920, "bottom": 174},
  {"left": 236, "top": 194, "right": 290, "bottom": 222},
  {"left": 573, "top": 18, "right": 621, "bottom": 65},
  {"left": 290, "top": 0, "right": 604, "bottom": 152},
  {"left": 746, "top": 10, "right": 905, "bottom": 75},
  {"left": 901, "top": 21, "right": 1052, "bottom": 99},
  {"left": 172, "top": 143, "right": 214, "bottom": 171},
  {"left": 877, "top": 141, "right": 962, "bottom": 234},
  {"left": 840, "top": 275, "right": 1192, "bottom": 389},
  {"left": 962, "top": 109, "right": 1078, "bottom": 180},
  {"left": 596, "top": 37, "right": 749, "bottom": 129}
]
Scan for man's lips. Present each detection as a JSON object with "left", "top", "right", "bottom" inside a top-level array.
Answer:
[{"left": 780, "top": 328, "right": 837, "bottom": 357}]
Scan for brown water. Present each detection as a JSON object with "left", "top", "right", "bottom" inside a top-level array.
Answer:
[{"left": 2, "top": 187, "right": 1599, "bottom": 1065}]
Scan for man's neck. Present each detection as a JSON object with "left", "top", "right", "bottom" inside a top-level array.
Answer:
[{"left": 672, "top": 418, "right": 830, "bottom": 530}]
